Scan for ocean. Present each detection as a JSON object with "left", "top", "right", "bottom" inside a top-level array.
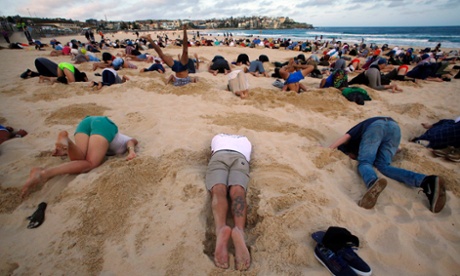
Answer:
[{"left": 205, "top": 26, "right": 460, "bottom": 49}]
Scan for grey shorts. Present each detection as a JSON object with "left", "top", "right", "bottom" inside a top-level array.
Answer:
[{"left": 205, "top": 150, "right": 250, "bottom": 191}]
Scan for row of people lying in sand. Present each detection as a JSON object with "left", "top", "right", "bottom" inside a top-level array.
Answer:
[
  {"left": 18, "top": 54, "right": 458, "bottom": 99},
  {"left": 20, "top": 25, "right": 459, "bottom": 96}
]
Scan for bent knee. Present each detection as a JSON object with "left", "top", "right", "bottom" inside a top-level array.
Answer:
[{"left": 229, "top": 185, "right": 246, "bottom": 197}]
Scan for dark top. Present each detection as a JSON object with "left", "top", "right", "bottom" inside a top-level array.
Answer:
[{"left": 338, "top": 117, "right": 395, "bottom": 156}]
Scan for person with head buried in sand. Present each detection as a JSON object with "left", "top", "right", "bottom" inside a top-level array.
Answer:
[
  {"left": 20, "top": 116, "right": 138, "bottom": 198},
  {"left": 279, "top": 58, "right": 314, "bottom": 93},
  {"left": 205, "top": 133, "right": 252, "bottom": 270},
  {"left": 328, "top": 116, "right": 446, "bottom": 213},
  {"left": 142, "top": 24, "right": 197, "bottom": 86}
]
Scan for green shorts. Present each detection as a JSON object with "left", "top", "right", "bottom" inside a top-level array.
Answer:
[
  {"left": 74, "top": 116, "right": 118, "bottom": 142},
  {"left": 205, "top": 150, "right": 250, "bottom": 191},
  {"left": 58, "top": 62, "right": 75, "bottom": 74}
]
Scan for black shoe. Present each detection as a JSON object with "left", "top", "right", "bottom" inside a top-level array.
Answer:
[
  {"left": 358, "top": 178, "right": 387, "bottom": 209},
  {"left": 27, "top": 202, "right": 47, "bottom": 229},
  {"left": 455, "top": 71, "right": 460, "bottom": 79},
  {"left": 421, "top": 176, "right": 446, "bottom": 213},
  {"left": 20, "top": 69, "right": 31, "bottom": 79}
]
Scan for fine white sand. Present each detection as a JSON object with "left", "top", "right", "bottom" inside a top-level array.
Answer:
[{"left": 0, "top": 31, "right": 459, "bottom": 275}]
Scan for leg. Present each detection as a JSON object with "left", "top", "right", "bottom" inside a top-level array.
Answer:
[
  {"left": 150, "top": 39, "right": 174, "bottom": 67},
  {"left": 166, "top": 74, "right": 175, "bottom": 84},
  {"left": 210, "top": 184, "right": 232, "bottom": 269},
  {"left": 299, "top": 83, "right": 308, "bottom": 92},
  {"left": 357, "top": 122, "right": 385, "bottom": 188},
  {"left": 52, "top": 130, "right": 70, "bottom": 156},
  {"left": 374, "top": 121, "right": 427, "bottom": 187},
  {"left": 57, "top": 67, "right": 64, "bottom": 78},
  {"left": 194, "top": 53, "right": 200, "bottom": 69},
  {"left": 63, "top": 68, "right": 76, "bottom": 83},
  {"left": 279, "top": 66, "right": 290, "bottom": 80},
  {"left": 300, "top": 65, "right": 314, "bottom": 77},
  {"left": 44, "top": 134, "right": 108, "bottom": 176},
  {"left": 180, "top": 24, "right": 189, "bottom": 66},
  {"left": 21, "top": 134, "right": 109, "bottom": 197},
  {"left": 229, "top": 185, "right": 251, "bottom": 271}
]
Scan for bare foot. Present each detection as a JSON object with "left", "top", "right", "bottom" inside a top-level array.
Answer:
[
  {"left": 55, "top": 131, "right": 69, "bottom": 152},
  {"left": 421, "top": 123, "right": 432, "bottom": 129},
  {"left": 38, "top": 76, "right": 45, "bottom": 83},
  {"left": 214, "top": 226, "right": 231, "bottom": 269},
  {"left": 52, "top": 148, "right": 67, "bottom": 156},
  {"left": 21, "top": 167, "right": 45, "bottom": 198},
  {"left": 232, "top": 227, "right": 250, "bottom": 271},
  {"left": 240, "top": 90, "right": 249, "bottom": 99}
]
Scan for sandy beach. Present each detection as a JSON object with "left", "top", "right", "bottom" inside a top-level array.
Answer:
[{"left": 0, "top": 30, "right": 459, "bottom": 275}]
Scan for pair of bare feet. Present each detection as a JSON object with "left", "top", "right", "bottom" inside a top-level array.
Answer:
[
  {"left": 21, "top": 131, "right": 70, "bottom": 198},
  {"left": 214, "top": 226, "right": 251, "bottom": 271},
  {"left": 38, "top": 75, "right": 57, "bottom": 84},
  {"left": 210, "top": 69, "right": 231, "bottom": 76},
  {"left": 89, "top": 76, "right": 130, "bottom": 90},
  {"left": 235, "top": 90, "right": 249, "bottom": 99}
]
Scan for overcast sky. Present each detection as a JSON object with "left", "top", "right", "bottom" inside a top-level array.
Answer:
[{"left": 1, "top": 0, "right": 459, "bottom": 27}]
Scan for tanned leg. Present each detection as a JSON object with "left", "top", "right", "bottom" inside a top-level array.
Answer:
[
  {"left": 229, "top": 185, "right": 250, "bottom": 271},
  {"left": 210, "top": 184, "right": 232, "bottom": 269},
  {"left": 180, "top": 24, "right": 189, "bottom": 66}
]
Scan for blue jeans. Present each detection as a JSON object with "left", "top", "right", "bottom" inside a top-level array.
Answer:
[{"left": 357, "top": 119, "right": 426, "bottom": 188}]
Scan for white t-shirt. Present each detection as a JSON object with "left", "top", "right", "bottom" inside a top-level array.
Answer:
[
  {"left": 211, "top": 133, "right": 252, "bottom": 161},
  {"left": 107, "top": 133, "right": 132, "bottom": 155}
]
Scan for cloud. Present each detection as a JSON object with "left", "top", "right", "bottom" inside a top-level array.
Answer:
[{"left": 1, "top": 0, "right": 459, "bottom": 26}]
